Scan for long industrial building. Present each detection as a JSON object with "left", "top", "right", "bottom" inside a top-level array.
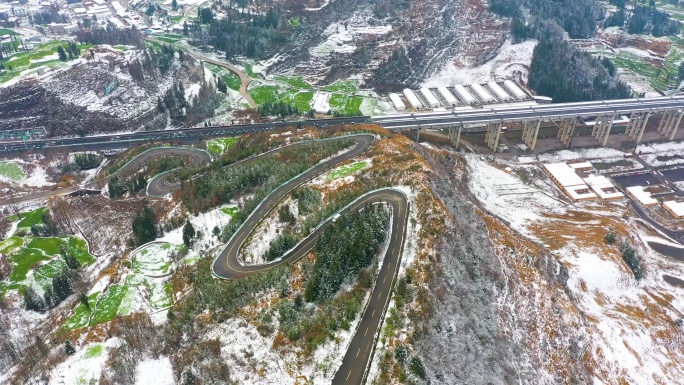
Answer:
[
  {"left": 389, "top": 93, "right": 406, "bottom": 111},
  {"left": 470, "top": 83, "right": 495, "bottom": 103},
  {"left": 420, "top": 88, "right": 440, "bottom": 108},
  {"left": 504, "top": 80, "right": 527, "bottom": 99},
  {"left": 402, "top": 89, "right": 423, "bottom": 109},
  {"left": 488, "top": 82, "right": 513, "bottom": 102},
  {"left": 437, "top": 87, "right": 458, "bottom": 106},
  {"left": 454, "top": 85, "right": 476, "bottom": 105}
]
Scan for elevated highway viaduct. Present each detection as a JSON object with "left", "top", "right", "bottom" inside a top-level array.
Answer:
[
  {"left": 372, "top": 95, "right": 684, "bottom": 151},
  {"left": 1, "top": 96, "right": 682, "bottom": 154}
]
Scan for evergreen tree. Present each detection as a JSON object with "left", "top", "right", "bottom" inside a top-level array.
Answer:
[
  {"left": 132, "top": 206, "right": 158, "bottom": 246},
  {"left": 217, "top": 77, "right": 227, "bottom": 93},
  {"left": 146, "top": 3, "right": 156, "bottom": 16},
  {"left": 57, "top": 46, "right": 67, "bottom": 61},
  {"left": 183, "top": 21, "right": 189, "bottom": 36},
  {"left": 182, "top": 219, "right": 195, "bottom": 247},
  {"left": 64, "top": 340, "right": 76, "bottom": 355},
  {"left": 24, "top": 286, "right": 46, "bottom": 312},
  {"left": 172, "top": 0, "right": 177, "bottom": 9},
  {"left": 80, "top": 293, "right": 90, "bottom": 310},
  {"left": 63, "top": 250, "right": 81, "bottom": 270}
]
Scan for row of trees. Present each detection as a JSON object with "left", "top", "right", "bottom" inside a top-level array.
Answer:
[
  {"left": 188, "top": 8, "right": 287, "bottom": 60},
  {"left": 127, "top": 45, "right": 179, "bottom": 83},
  {"left": 181, "top": 141, "right": 349, "bottom": 213},
  {"left": 490, "top": 0, "right": 602, "bottom": 40},
  {"left": 304, "top": 204, "right": 389, "bottom": 302},
  {"left": 491, "top": 1, "right": 633, "bottom": 102},
  {"left": 57, "top": 42, "right": 81, "bottom": 62},
  {"left": 259, "top": 101, "right": 310, "bottom": 119},
  {"left": 528, "top": 25, "right": 632, "bottom": 103},
  {"left": 75, "top": 26, "right": 143, "bottom": 48}
]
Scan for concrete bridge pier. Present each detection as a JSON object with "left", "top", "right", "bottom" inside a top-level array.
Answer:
[
  {"left": 625, "top": 112, "right": 651, "bottom": 144},
  {"left": 658, "top": 110, "right": 683, "bottom": 140},
  {"left": 409, "top": 127, "right": 421, "bottom": 142},
  {"left": 485, "top": 122, "right": 502, "bottom": 152},
  {"left": 557, "top": 117, "right": 577, "bottom": 147},
  {"left": 448, "top": 125, "right": 463, "bottom": 148},
  {"left": 593, "top": 114, "right": 614, "bottom": 146},
  {"left": 521, "top": 119, "right": 541, "bottom": 151}
]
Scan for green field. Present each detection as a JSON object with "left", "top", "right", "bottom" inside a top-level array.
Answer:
[
  {"left": 7, "top": 247, "right": 48, "bottom": 282},
  {"left": 147, "top": 281, "right": 173, "bottom": 308},
  {"left": 16, "top": 207, "right": 47, "bottom": 230},
  {"left": 132, "top": 243, "right": 174, "bottom": 276},
  {"left": 243, "top": 63, "right": 256, "bottom": 78},
  {"left": 89, "top": 284, "right": 133, "bottom": 326},
  {"left": 293, "top": 91, "right": 314, "bottom": 111},
  {"left": 327, "top": 161, "right": 369, "bottom": 181},
  {"left": 207, "top": 137, "right": 238, "bottom": 155},
  {"left": 155, "top": 36, "right": 179, "bottom": 44},
  {"left": 275, "top": 76, "right": 312, "bottom": 89},
  {"left": 112, "top": 45, "right": 128, "bottom": 51},
  {"left": 223, "top": 73, "right": 241, "bottom": 91},
  {"left": 611, "top": 49, "right": 682, "bottom": 91},
  {"left": 323, "top": 81, "right": 358, "bottom": 93},
  {"left": 83, "top": 344, "right": 104, "bottom": 359},
  {"left": 0, "top": 161, "right": 24, "bottom": 181},
  {"left": 0, "top": 237, "right": 23, "bottom": 255},
  {"left": 289, "top": 17, "right": 301, "bottom": 27},
  {"left": 3, "top": 235, "right": 95, "bottom": 291},
  {"left": 329, "top": 94, "right": 364, "bottom": 116},
  {"left": 169, "top": 15, "right": 184, "bottom": 22},
  {"left": 0, "top": 28, "right": 17, "bottom": 35},
  {"left": 64, "top": 291, "right": 100, "bottom": 330},
  {"left": 220, "top": 205, "right": 239, "bottom": 218},
  {"left": 250, "top": 85, "right": 279, "bottom": 105},
  {"left": 1, "top": 41, "right": 92, "bottom": 83}
]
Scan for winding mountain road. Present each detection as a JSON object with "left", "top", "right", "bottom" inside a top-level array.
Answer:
[{"left": 139, "top": 133, "right": 409, "bottom": 384}]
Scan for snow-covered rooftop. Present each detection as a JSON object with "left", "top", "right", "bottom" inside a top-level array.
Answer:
[
  {"left": 582, "top": 175, "right": 624, "bottom": 200},
  {"left": 569, "top": 162, "right": 593, "bottom": 170},
  {"left": 543, "top": 162, "right": 586, "bottom": 187},
  {"left": 626, "top": 186, "right": 658, "bottom": 206},
  {"left": 663, "top": 200, "right": 684, "bottom": 218}
]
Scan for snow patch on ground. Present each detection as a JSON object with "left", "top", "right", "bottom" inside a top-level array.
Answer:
[
  {"left": 240, "top": 198, "right": 298, "bottom": 265},
  {"left": 636, "top": 140, "right": 684, "bottom": 167},
  {"left": 422, "top": 39, "right": 537, "bottom": 87},
  {"left": 536, "top": 147, "right": 628, "bottom": 162},
  {"left": 310, "top": 13, "right": 391, "bottom": 57},
  {"left": 463, "top": 153, "right": 565, "bottom": 236},
  {"left": 48, "top": 338, "right": 120, "bottom": 385},
  {"left": 135, "top": 356, "right": 175, "bottom": 385}
]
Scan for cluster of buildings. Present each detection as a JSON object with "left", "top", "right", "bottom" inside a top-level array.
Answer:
[
  {"left": 542, "top": 161, "right": 684, "bottom": 220},
  {"left": 0, "top": 0, "right": 64, "bottom": 25},
  {"left": 625, "top": 185, "right": 684, "bottom": 219},
  {"left": 543, "top": 162, "right": 624, "bottom": 201},
  {"left": 389, "top": 80, "right": 529, "bottom": 111}
]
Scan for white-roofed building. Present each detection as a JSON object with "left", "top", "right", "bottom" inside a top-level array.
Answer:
[
  {"left": 311, "top": 91, "right": 331, "bottom": 114},
  {"left": 543, "top": 162, "right": 596, "bottom": 201},
  {"left": 454, "top": 84, "right": 476, "bottom": 105},
  {"left": 437, "top": 87, "right": 458, "bottom": 107},
  {"left": 504, "top": 80, "right": 527, "bottom": 99},
  {"left": 470, "top": 83, "right": 495, "bottom": 103},
  {"left": 568, "top": 162, "right": 593, "bottom": 172},
  {"left": 389, "top": 93, "right": 405, "bottom": 111},
  {"left": 626, "top": 186, "right": 658, "bottom": 206},
  {"left": 663, "top": 200, "right": 684, "bottom": 219},
  {"left": 582, "top": 175, "right": 624, "bottom": 200},
  {"left": 487, "top": 82, "right": 512, "bottom": 101},
  {"left": 403, "top": 89, "right": 423, "bottom": 109},
  {"left": 419, "top": 88, "right": 440, "bottom": 108}
]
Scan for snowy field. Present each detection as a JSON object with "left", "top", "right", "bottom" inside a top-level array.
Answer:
[
  {"left": 637, "top": 140, "right": 684, "bottom": 167},
  {"left": 422, "top": 39, "right": 537, "bottom": 87}
]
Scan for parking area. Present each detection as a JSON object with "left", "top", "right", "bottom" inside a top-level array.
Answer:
[{"left": 612, "top": 172, "right": 660, "bottom": 188}]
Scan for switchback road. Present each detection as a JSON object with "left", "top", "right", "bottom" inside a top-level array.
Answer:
[{"left": 200, "top": 133, "right": 408, "bottom": 384}]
